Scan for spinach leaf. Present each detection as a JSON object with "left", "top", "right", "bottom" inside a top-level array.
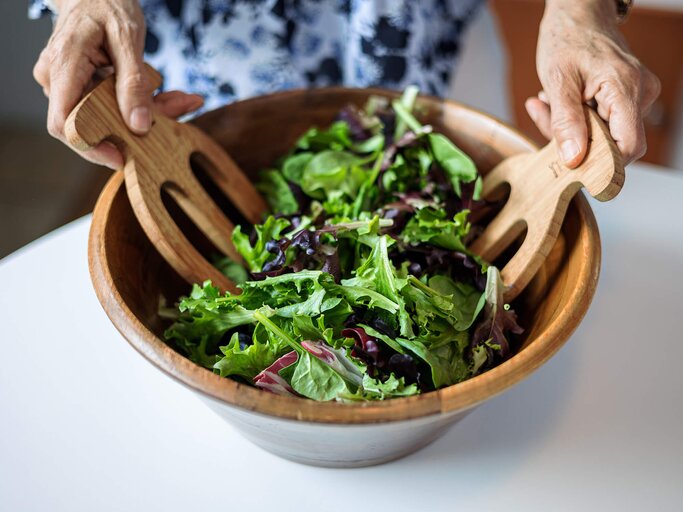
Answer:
[
  {"left": 282, "top": 152, "right": 313, "bottom": 185},
  {"left": 301, "top": 150, "right": 365, "bottom": 201},
  {"left": 291, "top": 350, "right": 349, "bottom": 401},
  {"left": 428, "top": 133, "right": 478, "bottom": 197}
]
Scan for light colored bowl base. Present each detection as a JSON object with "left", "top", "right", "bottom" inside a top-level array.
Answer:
[{"left": 202, "top": 395, "right": 473, "bottom": 468}]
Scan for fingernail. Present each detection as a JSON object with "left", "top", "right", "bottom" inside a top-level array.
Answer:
[
  {"left": 560, "top": 140, "right": 579, "bottom": 164},
  {"left": 130, "top": 106, "right": 151, "bottom": 132}
]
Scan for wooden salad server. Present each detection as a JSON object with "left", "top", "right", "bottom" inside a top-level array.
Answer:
[
  {"left": 65, "top": 65, "right": 268, "bottom": 293},
  {"left": 66, "top": 65, "right": 623, "bottom": 303},
  {"left": 470, "top": 108, "right": 625, "bottom": 302}
]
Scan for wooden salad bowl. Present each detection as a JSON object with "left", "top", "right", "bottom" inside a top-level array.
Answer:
[{"left": 89, "top": 88, "right": 601, "bottom": 467}]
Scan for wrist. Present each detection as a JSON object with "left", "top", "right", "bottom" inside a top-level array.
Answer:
[
  {"left": 50, "top": 0, "right": 66, "bottom": 12},
  {"left": 544, "top": 0, "right": 619, "bottom": 26}
]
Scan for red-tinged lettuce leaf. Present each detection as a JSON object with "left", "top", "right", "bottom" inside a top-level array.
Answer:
[
  {"left": 254, "top": 310, "right": 352, "bottom": 401},
  {"left": 470, "top": 267, "right": 524, "bottom": 374},
  {"left": 301, "top": 340, "right": 363, "bottom": 387},
  {"left": 253, "top": 351, "right": 299, "bottom": 397}
]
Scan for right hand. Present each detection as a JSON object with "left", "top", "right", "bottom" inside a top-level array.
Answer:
[{"left": 33, "top": 0, "right": 204, "bottom": 169}]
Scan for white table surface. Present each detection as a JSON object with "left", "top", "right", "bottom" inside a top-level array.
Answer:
[{"left": 1, "top": 162, "right": 682, "bottom": 511}]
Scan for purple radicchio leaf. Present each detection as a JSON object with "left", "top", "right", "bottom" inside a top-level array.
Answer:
[
  {"left": 469, "top": 267, "right": 524, "bottom": 372},
  {"left": 342, "top": 326, "right": 425, "bottom": 388},
  {"left": 251, "top": 228, "right": 341, "bottom": 282},
  {"left": 381, "top": 189, "right": 441, "bottom": 237},
  {"left": 342, "top": 326, "right": 384, "bottom": 374},
  {"left": 301, "top": 340, "right": 363, "bottom": 386},
  {"left": 336, "top": 106, "right": 372, "bottom": 141},
  {"left": 391, "top": 244, "right": 487, "bottom": 291},
  {"left": 380, "top": 130, "right": 421, "bottom": 171},
  {"left": 253, "top": 351, "right": 299, "bottom": 397}
]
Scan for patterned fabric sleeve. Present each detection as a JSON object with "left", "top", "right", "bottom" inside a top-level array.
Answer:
[{"left": 28, "top": 0, "right": 56, "bottom": 19}]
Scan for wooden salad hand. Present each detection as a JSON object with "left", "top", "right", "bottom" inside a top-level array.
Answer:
[
  {"left": 65, "top": 64, "right": 267, "bottom": 293},
  {"left": 470, "top": 108, "right": 625, "bottom": 302}
]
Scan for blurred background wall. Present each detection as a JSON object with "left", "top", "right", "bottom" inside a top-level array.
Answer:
[
  {"left": 0, "top": 1, "right": 681, "bottom": 259},
  {"left": 0, "top": 1, "right": 110, "bottom": 258}
]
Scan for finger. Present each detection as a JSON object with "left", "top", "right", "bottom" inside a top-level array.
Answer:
[
  {"left": 33, "top": 48, "right": 51, "bottom": 95},
  {"left": 538, "top": 90, "right": 549, "bottom": 104},
  {"left": 47, "top": 54, "right": 96, "bottom": 140},
  {"left": 545, "top": 71, "right": 588, "bottom": 168},
  {"left": 78, "top": 141, "right": 125, "bottom": 169},
  {"left": 595, "top": 84, "right": 646, "bottom": 164},
  {"left": 153, "top": 91, "right": 204, "bottom": 118},
  {"left": 525, "top": 97, "right": 552, "bottom": 140},
  {"left": 640, "top": 68, "right": 661, "bottom": 112},
  {"left": 105, "top": 18, "right": 152, "bottom": 134}
]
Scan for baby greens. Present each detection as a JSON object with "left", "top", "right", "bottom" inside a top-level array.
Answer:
[{"left": 164, "top": 90, "right": 522, "bottom": 401}]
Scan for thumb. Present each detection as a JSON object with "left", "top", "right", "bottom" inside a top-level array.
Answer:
[
  {"left": 106, "top": 23, "right": 153, "bottom": 134},
  {"left": 545, "top": 72, "right": 588, "bottom": 168}
]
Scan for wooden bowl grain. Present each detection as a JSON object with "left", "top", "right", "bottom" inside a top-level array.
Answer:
[{"left": 89, "top": 88, "right": 601, "bottom": 467}]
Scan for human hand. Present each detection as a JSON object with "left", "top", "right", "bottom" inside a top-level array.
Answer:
[
  {"left": 33, "top": 0, "right": 204, "bottom": 169},
  {"left": 529, "top": 0, "right": 660, "bottom": 168}
]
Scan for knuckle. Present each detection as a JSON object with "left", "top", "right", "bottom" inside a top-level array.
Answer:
[
  {"left": 112, "top": 18, "right": 143, "bottom": 42},
  {"left": 119, "top": 71, "right": 148, "bottom": 94},
  {"left": 551, "top": 111, "right": 582, "bottom": 135},
  {"left": 32, "top": 59, "right": 45, "bottom": 84}
]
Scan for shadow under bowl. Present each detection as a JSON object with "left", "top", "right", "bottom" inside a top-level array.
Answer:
[{"left": 88, "top": 88, "right": 601, "bottom": 467}]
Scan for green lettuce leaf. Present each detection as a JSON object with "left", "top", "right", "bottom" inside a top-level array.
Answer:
[
  {"left": 257, "top": 169, "right": 299, "bottom": 215},
  {"left": 342, "top": 373, "right": 419, "bottom": 401},
  {"left": 214, "top": 331, "right": 287, "bottom": 380},
  {"left": 282, "top": 152, "right": 313, "bottom": 185},
  {"left": 213, "top": 256, "right": 249, "bottom": 285},
  {"left": 301, "top": 150, "right": 365, "bottom": 201},
  {"left": 296, "top": 121, "right": 352, "bottom": 152},
  {"left": 428, "top": 133, "right": 478, "bottom": 197},
  {"left": 402, "top": 207, "right": 470, "bottom": 252}
]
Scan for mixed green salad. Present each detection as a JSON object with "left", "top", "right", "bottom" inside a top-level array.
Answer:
[{"left": 163, "top": 88, "right": 523, "bottom": 401}]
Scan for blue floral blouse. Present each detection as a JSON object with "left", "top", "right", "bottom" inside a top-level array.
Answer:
[{"left": 30, "top": 0, "right": 483, "bottom": 111}]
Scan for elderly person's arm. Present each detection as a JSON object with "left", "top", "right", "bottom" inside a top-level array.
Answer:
[
  {"left": 32, "top": 0, "right": 203, "bottom": 169},
  {"left": 528, "top": 0, "right": 660, "bottom": 167}
]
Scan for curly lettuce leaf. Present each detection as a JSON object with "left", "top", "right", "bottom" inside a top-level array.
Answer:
[
  {"left": 232, "top": 216, "right": 291, "bottom": 273},
  {"left": 402, "top": 207, "right": 470, "bottom": 253},
  {"left": 342, "top": 373, "right": 419, "bottom": 401},
  {"left": 214, "top": 331, "right": 288, "bottom": 380}
]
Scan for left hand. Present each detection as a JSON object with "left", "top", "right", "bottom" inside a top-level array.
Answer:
[{"left": 529, "top": 0, "right": 660, "bottom": 168}]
